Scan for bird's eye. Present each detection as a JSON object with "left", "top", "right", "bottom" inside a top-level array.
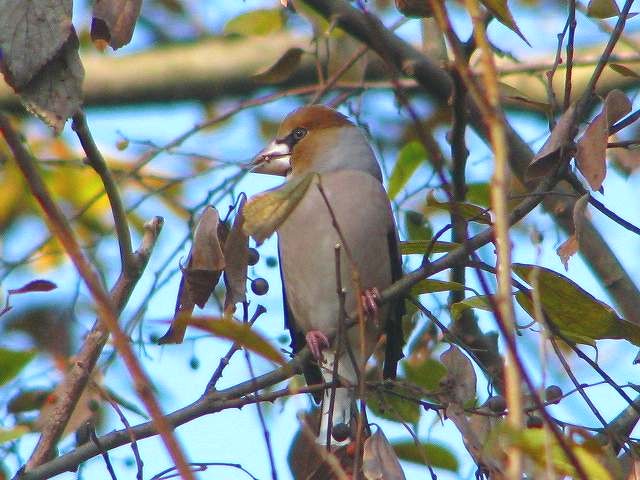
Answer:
[{"left": 292, "top": 127, "right": 307, "bottom": 140}]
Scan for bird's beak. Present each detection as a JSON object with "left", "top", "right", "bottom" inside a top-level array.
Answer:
[{"left": 247, "top": 139, "right": 291, "bottom": 176}]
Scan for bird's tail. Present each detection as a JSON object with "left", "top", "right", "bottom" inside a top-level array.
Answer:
[{"left": 318, "top": 351, "right": 359, "bottom": 446}]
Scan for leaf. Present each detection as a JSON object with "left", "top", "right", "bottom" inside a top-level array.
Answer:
[
  {"left": 252, "top": 47, "right": 304, "bottom": 84},
  {"left": 576, "top": 90, "right": 631, "bottom": 191},
  {"left": 440, "top": 345, "right": 476, "bottom": 405},
  {"left": 91, "top": 0, "right": 143, "bottom": 50},
  {"left": 0, "top": 0, "right": 73, "bottom": 88},
  {"left": 526, "top": 103, "right": 577, "bottom": 181},
  {"left": 388, "top": 141, "right": 426, "bottom": 200},
  {"left": 393, "top": 441, "right": 458, "bottom": 472},
  {"left": 404, "top": 211, "right": 431, "bottom": 241},
  {"left": 20, "top": 31, "right": 84, "bottom": 134},
  {"left": 498, "top": 83, "right": 550, "bottom": 113},
  {"left": 158, "top": 206, "right": 225, "bottom": 344},
  {"left": 8, "top": 279, "right": 57, "bottom": 295},
  {"left": 403, "top": 358, "right": 447, "bottom": 392},
  {"left": 426, "top": 192, "right": 491, "bottom": 224},
  {"left": 395, "top": 0, "right": 434, "bottom": 18},
  {"left": 556, "top": 194, "right": 589, "bottom": 270},
  {"left": 0, "top": 425, "right": 30, "bottom": 444},
  {"left": 556, "top": 235, "right": 578, "bottom": 271},
  {"left": 513, "top": 263, "right": 640, "bottom": 346},
  {"left": 363, "top": 429, "right": 406, "bottom": 480},
  {"left": 450, "top": 295, "right": 493, "bottom": 321},
  {"left": 223, "top": 197, "right": 249, "bottom": 311},
  {"left": 0, "top": 348, "right": 36, "bottom": 386},
  {"left": 480, "top": 0, "right": 530, "bottom": 46},
  {"left": 587, "top": 0, "right": 620, "bottom": 18},
  {"left": 189, "top": 316, "right": 285, "bottom": 365},
  {"left": 368, "top": 386, "right": 420, "bottom": 424},
  {"left": 609, "top": 63, "right": 640, "bottom": 78},
  {"left": 411, "top": 279, "right": 466, "bottom": 295},
  {"left": 400, "top": 240, "right": 461, "bottom": 255},
  {"left": 224, "top": 9, "right": 284, "bottom": 36},
  {"left": 243, "top": 172, "right": 316, "bottom": 245}
]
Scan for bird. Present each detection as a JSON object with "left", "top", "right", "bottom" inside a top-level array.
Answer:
[{"left": 249, "top": 105, "right": 404, "bottom": 445}]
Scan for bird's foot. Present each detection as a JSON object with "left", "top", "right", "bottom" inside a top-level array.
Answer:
[
  {"left": 306, "top": 330, "right": 330, "bottom": 362},
  {"left": 361, "top": 287, "right": 380, "bottom": 325}
]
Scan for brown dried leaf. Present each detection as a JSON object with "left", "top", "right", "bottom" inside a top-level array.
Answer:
[
  {"left": 526, "top": 103, "right": 577, "bottom": 181},
  {"left": 252, "top": 47, "right": 304, "bottom": 84},
  {"left": 158, "top": 206, "right": 225, "bottom": 344},
  {"left": 91, "top": 0, "right": 143, "bottom": 50},
  {"left": 20, "top": 32, "right": 84, "bottom": 134},
  {"left": 8, "top": 279, "right": 57, "bottom": 295},
  {"left": 223, "top": 196, "right": 249, "bottom": 311},
  {"left": 609, "top": 137, "right": 640, "bottom": 175},
  {"left": 609, "top": 63, "right": 640, "bottom": 78},
  {"left": 243, "top": 172, "right": 316, "bottom": 245},
  {"left": 576, "top": 90, "right": 631, "bottom": 190},
  {"left": 363, "top": 429, "right": 407, "bottom": 480},
  {"left": 557, "top": 235, "right": 578, "bottom": 271},
  {"left": 440, "top": 345, "right": 476, "bottom": 405},
  {"left": 0, "top": 0, "right": 73, "bottom": 88}
]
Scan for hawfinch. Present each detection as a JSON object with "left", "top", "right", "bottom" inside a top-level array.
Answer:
[{"left": 250, "top": 105, "right": 404, "bottom": 444}]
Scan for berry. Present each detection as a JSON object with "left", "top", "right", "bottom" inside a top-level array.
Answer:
[
  {"left": 545, "top": 385, "right": 563, "bottom": 404},
  {"left": 266, "top": 256, "right": 278, "bottom": 268},
  {"left": 486, "top": 395, "right": 506, "bottom": 413},
  {"left": 526, "top": 415, "right": 543, "bottom": 428},
  {"left": 189, "top": 357, "right": 200, "bottom": 370},
  {"left": 332, "top": 423, "right": 351, "bottom": 442},
  {"left": 251, "top": 278, "right": 269, "bottom": 295},
  {"left": 248, "top": 248, "right": 260, "bottom": 266}
]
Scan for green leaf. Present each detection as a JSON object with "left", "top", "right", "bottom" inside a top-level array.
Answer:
[
  {"left": 252, "top": 47, "right": 304, "bottom": 84},
  {"left": 368, "top": 386, "right": 420, "bottom": 424},
  {"left": 480, "top": 0, "right": 530, "bottom": 46},
  {"left": 0, "top": 425, "right": 30, "bottom": 444},
  {"left": 450, "top": 295, "right": 493, "bottom": 321},
  {"left": 411, "top": 279, "right": 466, "bottom": 295},
  {"left": 189, "top": 316, "right": 285, "bottom": 365},
  {"left": 400, "top": 240, "right": 461, "bottom": 255},
  {"left": 0, "top": 348, "right": 36, "bottom": 386},
  {"left": 405, "top": 210, "right": 431, "bottom": 241},
  {"left": 223, "top": 9, "right": 284, "bottom": 36},
  {"left": 465, "top": 182, "right": 491, "bottom": 208},
  {"left": 609, "top": 63, "right": 640, "bottom": 78},
  {"left": 427, "top": 193, "right": 491, "bottom": 224},
  {"left": 513, "top": 264, "right": 640, "bottom": 346},
  {"left": 388, "top": 141, "right": 426, "bottom": 199},
  {"left": 404, "top": 358, "right": 447, "bottom": 391},
  {"left": 587, "top": 0, "right": 620, "bottom": 18},
  {"left": 393, "top": 441, "right": 458, "bottom": 472}
]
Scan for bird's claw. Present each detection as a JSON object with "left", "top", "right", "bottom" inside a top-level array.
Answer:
[
  {"left": 306, "top": 330, "right": 330, "bottom": 362},
  {"left": 361, "top": 287, "right": 380, "bottom": 321}
]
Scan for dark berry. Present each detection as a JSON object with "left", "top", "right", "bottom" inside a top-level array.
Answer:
[
  {"left": 526, "top": 415, "right": 543, "bottom": 428},
  {"left": 545, "top": 385, "right": 563, "bottom": 404},
  {"left": 248, "top": 248, "right": 260, "bottom": 266},
  {"left": 189, "top": 357, "right": 200, "bottom": 370},
  {"left": 266, "top": 256, "right": 278, "bottom": 268},
  {"left": 251, "top": 278, "right": 269, "bottom": 295},
  {"left": 332, "top": 423, "right": 351, "bottom": 442},
  {"left": 486, "top": 395, "right": 507, "bottom": 413}
]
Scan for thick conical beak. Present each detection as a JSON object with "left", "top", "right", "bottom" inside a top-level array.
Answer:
[{"left": 248, "top": 139, "right": 291, "bottom": 176}]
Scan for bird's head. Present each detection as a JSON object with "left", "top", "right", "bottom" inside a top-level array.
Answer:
[{"left": 250, "top": 105, "right": 381, "bottom": 180}]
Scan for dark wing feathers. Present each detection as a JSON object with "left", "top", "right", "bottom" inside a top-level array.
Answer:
[{"left": 383, "top": 228, "right": 405, "bottom": 379}]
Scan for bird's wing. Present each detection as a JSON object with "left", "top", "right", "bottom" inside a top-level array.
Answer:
[
  {"left": 383, "top": 227, "right": 405, "bottom": 379},
  {"left": 278, "top": 243, "right": 324, "bottom": 402}
]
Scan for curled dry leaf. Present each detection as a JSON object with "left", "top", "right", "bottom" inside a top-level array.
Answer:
[
  {"left": 252, "top": 47, "right": 305, "bottom": 84},
  {"left": 158, "top": 206, "right": 225, "bottom": 344},
  {"left": 8, "top": 279, "right": 57, "bottom": 295},
  {"left": 363, "top": 429, "right": 406, "bottom": 480},
  {"left": 223, "top": 196, "right": 249, "bottom": 311},
  {"left": 243, "top": 172, "right": 316, "bottom": 245},
  {"left": 526, "top": 103, "right": 577, "bottom": 181},
  {"left": 556, "top": 194, "right": 590, "bottom": 270},
  {"left": 576, "top": 90, "right": 631, "bottom": 191},
  {"left": 91, "top": 0, "right": 143, "bottom": 50}
]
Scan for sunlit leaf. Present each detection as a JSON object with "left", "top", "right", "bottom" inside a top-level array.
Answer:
[
  {"left": 411, "top": 279, "right": 466, "bottom": 295},
  {"left": 450, "top": 295, "right": 493, "bottom": 321},
  {"left": 0, "top": 348, "right": 36, "bottom": 386},
  {"left": 0, "top": 425, "right": 30, "bottom": 444},
  {"left": 224, "top": 9, "right": 284, "bottom": 36},
  {"left": 609, "top": 63, "right": 640, "bottom": 78},
  {"left": 400, "top": 240, "right": 461, "bottom": 255},
  {"left": 189, "top": 316, "right": 285, "bottom": 365},
  {"left": 393, "top": 441, "right": 458, "bottom": 472},
  {"left": 514, "top": 264, "right": 640, "bottom": 346},
  {"left": 404, "top": 358, "right": 447, "bottom": 392},
  {"left": 368, "top": 385, "right": 420, "bottom": 424},
  {"left": 388, "top": 141, "right": 426, "bottom": 200},
  {"left": 587, "top": 0, "right": 620, "bottom": 18},
  {"left": 427, "top": 192, "right": 491, "bottom": 224},
  {"left": 405, "top": 210, "right": 431, "bottom": 241},
  {"left": 480, "top": 0, "right": 530, "bottom": 46}
]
